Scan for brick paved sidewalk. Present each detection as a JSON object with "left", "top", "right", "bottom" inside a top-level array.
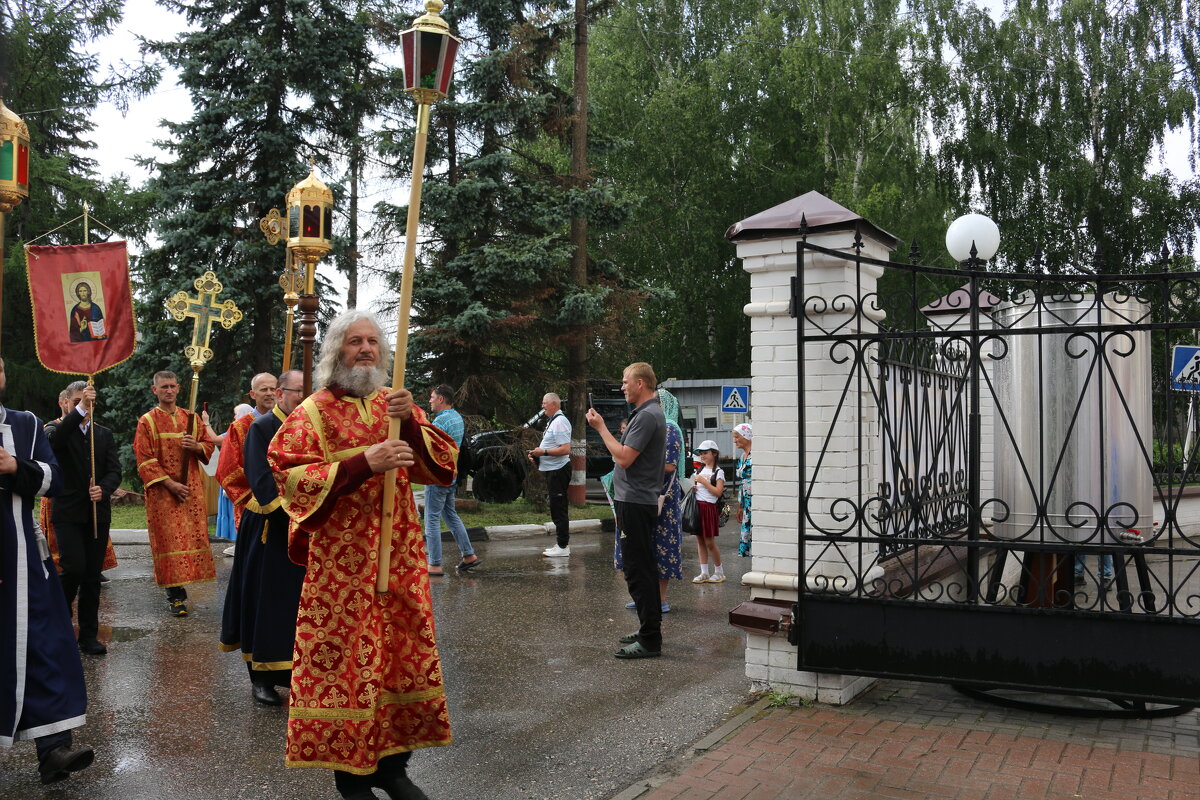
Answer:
[{"left": 619, "top": 681, "right": 1200, "bottom": 800}]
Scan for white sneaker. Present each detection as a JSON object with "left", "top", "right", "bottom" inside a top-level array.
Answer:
[
  {"left": 543, "top": 545, "right": 570, "bottom": 557},
  {"left": 223, "top": 545, "right": 236, "bottom": 557},
  {"left": 692, "top": 574, "right": 710, "bottom": 583}
]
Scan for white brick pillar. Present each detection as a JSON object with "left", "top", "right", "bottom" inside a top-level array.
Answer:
[{"left": 736, "top": 226, "right": 894, "bottom": 705}]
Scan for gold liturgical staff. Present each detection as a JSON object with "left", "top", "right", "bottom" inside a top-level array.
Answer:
[
  {"left": 164, "top": 270, "right": 243, "bottom": 485},
  {"left": 285, "top": 167, "right": 334, "bottom": 396},
  {"left": 376, "top": 0, "right": 461, "bottom": 593}
]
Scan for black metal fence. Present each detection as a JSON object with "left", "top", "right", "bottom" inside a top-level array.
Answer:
[{"left": 792, "top": 228, "right": 1200, "bottom": 704}]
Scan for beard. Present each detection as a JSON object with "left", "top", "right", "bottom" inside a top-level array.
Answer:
[{"left": 330, "top": 361, "right": 388, "bottom": 397}]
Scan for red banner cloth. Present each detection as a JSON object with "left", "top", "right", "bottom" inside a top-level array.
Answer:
[{"left": 25, "top": 241, "right": 136, "bottom": 376}]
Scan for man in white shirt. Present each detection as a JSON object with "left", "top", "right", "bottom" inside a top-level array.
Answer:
[{"left": 529, "top": 392, "right": 573, "bottom": 557}]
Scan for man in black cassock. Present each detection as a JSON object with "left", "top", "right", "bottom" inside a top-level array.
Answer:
[{"left": 218, "top": 369, "right": 307, "bottom": 706}]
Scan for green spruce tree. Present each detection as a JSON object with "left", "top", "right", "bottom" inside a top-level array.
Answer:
[
  {"left": 111, "top": 0, "right": 368, "bottom": 436},
  {"left": 371, "top": 0, "right": 633, "bottom": 420}
]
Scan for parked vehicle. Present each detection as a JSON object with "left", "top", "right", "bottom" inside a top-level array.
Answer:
[{"left": 464, "top": 382, "right": 632, "bottom": 503}]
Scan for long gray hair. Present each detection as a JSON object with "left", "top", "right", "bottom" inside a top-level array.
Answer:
[{"left": 314, "top": 309, "right": 393, "bottom": 391}]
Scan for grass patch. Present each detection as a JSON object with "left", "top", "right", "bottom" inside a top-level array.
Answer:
[
  {"left": 454, "top": 498, "right": 611, "bottom": 529},
  {"left": 111, "top": 504, "right": 149, "bottom": 529}
]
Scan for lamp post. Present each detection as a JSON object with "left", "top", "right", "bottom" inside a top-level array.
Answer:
[
  {"left": 946, "top": 212, "right": 1000, "bottom": 603},
  {"left": 946, "top": 213, "right": 1001, "bottom": 266},
  {"left": 376, "top": 0, "right": 460, "bottom": 594},
  {"left": 285, "top": 167, "right": 334, "bottom": 396},
  {"left": 0, "top": 99, "right": 31, "bottom": 353}
]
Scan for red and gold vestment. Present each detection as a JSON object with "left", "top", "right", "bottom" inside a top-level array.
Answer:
[
  {"left": 268, "top": 387, "right": 457, "bottom": 775},
  {"left": 216, "top": 412, "right": 255, "bottom": 528},
  {"left": 134, "top": 406, "right": 216, "bottom": 587}
]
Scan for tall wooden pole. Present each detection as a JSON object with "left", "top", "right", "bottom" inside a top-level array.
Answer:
[
  {"left": 377, "top": 101, "right": 431, "bottom": 594},
  {"left": 565, "top": 0, "right": 591, "bottom": 504}
]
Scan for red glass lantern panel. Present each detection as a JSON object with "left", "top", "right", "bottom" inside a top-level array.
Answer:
[
  {"left": 401, "top": 29, "right": 417, "bottom": 92},
  {"left": 438, "top": 37, "right": 459, "bottom": 95},
  {"left": 17, "top": 142, "right": 28, "bottom": 185},
  {"left": 303, "top": 204, "right": 321, "bottom": 238}
]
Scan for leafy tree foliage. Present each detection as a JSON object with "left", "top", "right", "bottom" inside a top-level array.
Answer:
[
  {"left": 923, "top": 0, "right": 1200, "bottom": 274},
  {"left": 585, "top": 0, "right": 958, "bottom": 379}
]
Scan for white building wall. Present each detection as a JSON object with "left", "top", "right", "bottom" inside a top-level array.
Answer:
[{"left": 737, "top": 228, "right": 893, "bottom": 704}]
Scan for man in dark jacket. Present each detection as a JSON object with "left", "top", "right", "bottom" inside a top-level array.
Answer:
[{"left": 44, "top": 381, "right": 122, "bottom": 655}]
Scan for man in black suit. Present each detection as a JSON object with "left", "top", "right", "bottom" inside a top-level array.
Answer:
[{"left": 44, "top": 381, "right": 122, "bottom": 655}]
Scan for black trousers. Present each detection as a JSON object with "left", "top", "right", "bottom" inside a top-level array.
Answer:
[
  {"left": 546, "top": 463, "right": 572, "bottom": 548},
  {"left": 35, "top": 730, "right": 72, "bottom": 763},
  {"left": 55, "top": 519, "right": 110, "bottom": 641},
  {"left": 615, "top": 500, "right": 661, "bottom": 650}
]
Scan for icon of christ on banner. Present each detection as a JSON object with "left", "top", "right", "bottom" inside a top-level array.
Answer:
[
  {"left": 63, "top": 272, "right": 107, "bottom": 341},
  {"left": 27, "top": 241, "right": 135, "bottom": 377}
]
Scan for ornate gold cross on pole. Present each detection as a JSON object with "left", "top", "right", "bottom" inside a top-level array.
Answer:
[
  {"left": 165, "top": 271, "right": 243, "bottom": 483},
  {"left": 166, "top": 270, "right": 244, "bottom": 410}
]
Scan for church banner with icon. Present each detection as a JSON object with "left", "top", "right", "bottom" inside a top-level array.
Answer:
[{"left": 25, "top": 241, "right": 136, "bottom": 376}]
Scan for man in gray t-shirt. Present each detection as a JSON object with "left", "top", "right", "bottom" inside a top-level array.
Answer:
[{"left": 587, "top": 362, "right": 666, "bottom": 659}]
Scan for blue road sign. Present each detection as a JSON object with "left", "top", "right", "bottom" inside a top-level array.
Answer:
[
  {"left": 1172, "top": 345, "right": 1200, "bottom": 391},
  {"left": 721, "top": 385, "right": 749, "bottom": 413}
]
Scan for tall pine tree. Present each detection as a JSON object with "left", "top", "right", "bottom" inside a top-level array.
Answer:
[
  {"left": 371, "top": 0, "right": 633, "bottom": 420},
  {"left": 111, "top": 0, "right": 367, "bottom": 434}
]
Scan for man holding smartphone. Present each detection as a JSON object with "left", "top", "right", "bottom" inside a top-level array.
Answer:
[{"left": 530, "top": 392, "right": 573, "bottom": 557}]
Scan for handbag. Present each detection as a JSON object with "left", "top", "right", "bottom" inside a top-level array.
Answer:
[{"left": 681, "top": 484, "right": 699, "bottom": 533}]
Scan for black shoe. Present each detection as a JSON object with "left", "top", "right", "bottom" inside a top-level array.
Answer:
[
  {"left": 38, "top": 744, "right": 94, "bottom": 784},
  {"left": 618, "top": 632, "right": 639, "bottom": 644},
  {"left": 79, "top": 638, "right": 107, "bottom": 655},
  {"left": 99, "top": 574, "right": 110, "bottom": 584},
  {"left": 252, "top": 683, "right": 282, "bottom": 706},
  {"left": 374, "top": 773, "right": 430, "bottom": 800},
  {"left": 168, "top": 599, "right": 188, "bottom": 617}
]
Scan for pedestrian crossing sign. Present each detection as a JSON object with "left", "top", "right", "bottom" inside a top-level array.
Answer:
[
  {"left": 721, "top": 385, "right": 749, "bottom": 413},
  {"left": 1172, "top": 345, "right": 1200, "bottom": 391}
]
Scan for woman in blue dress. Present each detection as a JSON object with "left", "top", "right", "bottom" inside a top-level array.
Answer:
[{"left": 616, "top": 389, "right": 684, "bottom": 612}]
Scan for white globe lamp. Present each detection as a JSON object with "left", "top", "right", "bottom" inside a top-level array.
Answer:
[{"left": 945, "top": 213, "right": 1001, "bottom": 263}]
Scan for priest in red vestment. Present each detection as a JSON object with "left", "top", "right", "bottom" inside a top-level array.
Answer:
[
  {"left": 268, "top": 310, "right": 457, "bottom": 800},
  {"left": 133, "top": 370, "right": 216, "bottom": 616}
]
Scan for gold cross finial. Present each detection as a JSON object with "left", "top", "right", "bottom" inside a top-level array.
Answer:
[{"left": 165, "top": 271, "right": 243, "bottom": 371}]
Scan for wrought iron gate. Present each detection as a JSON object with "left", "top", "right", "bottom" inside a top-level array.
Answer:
[{"left": 793, "top": 230, "right": 1200, "bottom": 705}]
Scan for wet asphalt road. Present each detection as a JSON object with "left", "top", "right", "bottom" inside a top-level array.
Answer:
[{"left": 1, "top": 524, "right": 756, "bottom": 799}]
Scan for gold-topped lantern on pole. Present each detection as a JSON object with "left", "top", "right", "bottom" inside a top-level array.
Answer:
[
  {"left": 376, "top": 0, "right": 460, "bottom": 594},
  {"left": 165, "top": 270, "right": 243, "bottom": 487},
  {"left": 0, "top": 98, "right": 32, "bottom": 352},
  {"left": 285, "top": 166, "right": 334, "bottom": 396}
]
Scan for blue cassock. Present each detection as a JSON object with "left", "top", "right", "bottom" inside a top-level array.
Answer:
[{"left": 0, "top": 405, "right": 81, "bottom": 748}]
